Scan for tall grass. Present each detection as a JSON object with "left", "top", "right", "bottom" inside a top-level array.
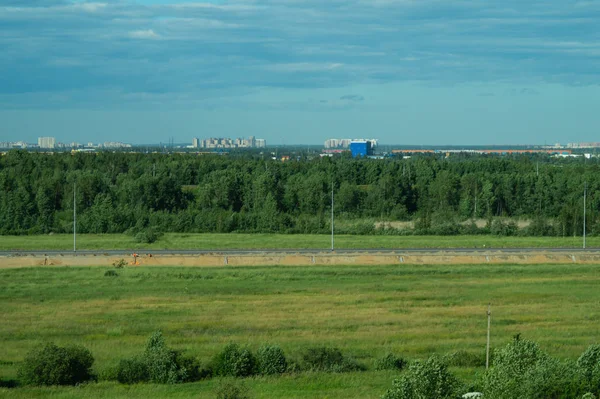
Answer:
[
  {"left": 1, "top": 263, "right": 600, "bottom": 397},
  {"left": 0, "top": 233, "right": 597, "bottom": 250}
]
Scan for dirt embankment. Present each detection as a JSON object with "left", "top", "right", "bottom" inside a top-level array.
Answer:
[{"left": 1, "top": 251, "right": 599, "bottom": 269}]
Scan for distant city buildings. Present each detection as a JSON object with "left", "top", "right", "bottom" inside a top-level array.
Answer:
[
  {"left": 192, "top": 136, "right": 266, "bottom": 149},
  {"left": 324, "top": 139, "right": 351, "bottom": 149},
  {"left": 38, "top": 137, "right": 56, "bottom": 149},
  {"left": 0, "top": 141, "right": 28, "bottom": 149},
  {"left": 324, "top": 138, "right": 378, "bottom": 149},
  {"left": 567, "top": 142, "right": 600, "bottom": 149}
]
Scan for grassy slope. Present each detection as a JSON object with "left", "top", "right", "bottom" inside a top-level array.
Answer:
[
  {"left": 0, "top": 233, "right": 597, "bottom": 250},
  {"left": 2, "top": 263, "right": 600, "bottom": 397}
]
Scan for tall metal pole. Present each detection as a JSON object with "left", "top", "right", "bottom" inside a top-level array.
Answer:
[
  {"left": 73, "top": 182, "right": 77, "bottom": 252},
  {"left": 583, "top": 182, "right": 587, "bottom": 249},
  {"left": 486, "top": 303, "right": 491, "bottom": 370},
  {"left": 331, "top": 183, "right": 334, "bottom": 251}
]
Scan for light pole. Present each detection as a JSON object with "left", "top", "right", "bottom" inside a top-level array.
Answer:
[
  {"left": 73, "top": 182, "right": 77, "bottom": 252},
  {"left": 331, "top": 182, "right": 334, "bottom": 251},
  {"left": 584, "top": 182, "right": 587, "bottom": 249},
  {"left": 486, "top": 304, "right": 491, "bottom": 370}
]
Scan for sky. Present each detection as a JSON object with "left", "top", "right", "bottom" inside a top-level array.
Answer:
[{"left": 1, "top": 0, "right": 599, "bottom": 145}]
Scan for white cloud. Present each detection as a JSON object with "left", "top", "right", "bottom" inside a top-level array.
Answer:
[{"left": 128, "top": 29, "right": 160, "bottom": 39}]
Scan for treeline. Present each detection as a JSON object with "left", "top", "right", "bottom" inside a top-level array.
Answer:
[{"left": 1, "top": 150, "right": 599, "bottom": 236}]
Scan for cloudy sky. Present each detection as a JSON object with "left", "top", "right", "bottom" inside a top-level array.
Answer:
[{"left": 1, "top": 0, "right": 599, "bottom": 145}]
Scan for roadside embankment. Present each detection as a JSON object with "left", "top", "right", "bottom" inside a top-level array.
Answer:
[{"left": 2, "top": 250, "right": 600, "bottom": 268}]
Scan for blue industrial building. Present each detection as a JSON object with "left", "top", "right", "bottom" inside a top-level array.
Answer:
[{"left": 350, "top": 140, "right": 373, "bottom": 157}]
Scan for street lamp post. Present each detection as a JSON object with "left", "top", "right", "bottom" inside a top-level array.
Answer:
[
  {"left": 331, "top": 183, "right": 334, "bottom": 251},
  {"left": 73, "top": 182, "right": 77, "bottom": 252},
  {"left": 584, "top": 182, "right": 587, "bottom": 249}
]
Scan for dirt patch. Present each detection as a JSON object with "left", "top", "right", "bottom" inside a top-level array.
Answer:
[
  {"left": 1, "top": 251, "right": 599, "bottom": 269},
  {"left": 375, "top": 219, "right": 532, "bottom": 229}
]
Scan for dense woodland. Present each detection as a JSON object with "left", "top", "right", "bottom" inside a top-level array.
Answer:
[{"left": 0, "top": 150, "right": 599, "bottom": 236}]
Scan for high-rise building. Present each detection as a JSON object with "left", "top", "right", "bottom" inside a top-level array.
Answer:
[
  {"left": 255, "top": 139, "right": 266, "bottom": 148},
  {"left": 38, "top": 137, "right": 56, "bottom": 149},
  {"left": 192, "top": 138, "right": 200, "bottom": 148}
]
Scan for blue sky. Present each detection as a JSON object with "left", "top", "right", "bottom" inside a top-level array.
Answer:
[{"left": 1, "top": 0, "right": 599, "bottom": 145}]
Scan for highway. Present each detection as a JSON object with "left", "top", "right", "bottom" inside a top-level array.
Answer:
[{"left": 1, "top": 248, "right": 599, "bottom": 256}]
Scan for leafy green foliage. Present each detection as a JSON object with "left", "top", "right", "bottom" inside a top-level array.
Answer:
[
  {"left": 375, "top": 353, "right": 406, "bottom": 371},
  {"left": 257, "top": 345, "right": 288, "bottom": 375},
  {"left": 382, "top": 355, "right": 461, "bottom": 399},
  {"left": 18, "top": 342, "right": 95, "bottom": 386},
  {"left": 212, "top": 343, "right": 258, "bottom": 378},
  {"left": 115, "top": 331, "right": 200, "bottom": 385},
  {"left": 301, "top": 346, "right": 365, "bottom": 372},
  {"left": 482, "top": 336, "right": 586, "bottom": 399},
  {"left": 578, "top": 345, "right": 600, "bottom": 393},
  {"left": 116, "top": 357, "right": 148, "bottom": 384},
  {"left": 1, "top": 151, "right": 598, "bottom": 236},
  {"left": 142, "top": 330, "right": 197, "bottom": 383},
  {"left": 112, "top": 259, "right": 127, "bottom": 268},
  {"left": 134, "top": 227, "right": 163, "bottom": 244}
]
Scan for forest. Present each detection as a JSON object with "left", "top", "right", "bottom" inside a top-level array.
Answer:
[{"left": 0, "top": 150, "right": 598, "bottom": 237}]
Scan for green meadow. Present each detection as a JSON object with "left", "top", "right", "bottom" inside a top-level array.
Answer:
[
  {"left": 2, "top": 263, "right": 600, "bottom": 397},
  {"left": 0, "top": 233, "right": 596, "bottom": 250}
]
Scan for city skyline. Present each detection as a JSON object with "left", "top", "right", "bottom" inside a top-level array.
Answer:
[{"left": 2, "top": 0, "right": 600, "bottom": 145}]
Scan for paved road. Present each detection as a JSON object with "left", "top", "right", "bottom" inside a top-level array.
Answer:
[{"left": 1, "top": 248, "right": 599, "bottom": 256}]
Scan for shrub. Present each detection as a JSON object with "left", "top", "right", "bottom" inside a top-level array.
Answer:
[
  {"left": 490, "top": 219, "right": 518, "bottom": 236},
  {"left": 116, "top": 357, "right": 148, "bottom": 384},
  {"left": 302, "top": 346, "right": 344, "bottom": 371},
  {"left": 577, "top": 345, "right": 600, "bottom": 392},
  {"left": 134, "top": 227, "right": 163, "bottom": 244},
  {"left": 143, "top": 330, "right": 196, "bottom": 384},
  {"left": 382, "top": 355, "right": 461, "bottom": 399},
  {"left": 215, "top": 379, "right": 252, "bottom": 399},
  {"left": 212, "top": 343, "right": 258, "bottom": 378},
  {"left": 375, "top": 353, "right": 407, "bottom": 371},
  {"left": 257, "top": 345, "right": 287, "bottom": 375},
  {"left": 112, "top": 259, "right": 126, "bottom": 268},
  {"left": 578, "top": 344, "right": 600, "bottom": 381},
  {"left": 104, "top": 270, "right": 119, "bottom": 277},
  {"left": 482, "top": 336, "right": 586, "bottom": 399},
  {"left": 0, "top": 377, "right": 18, "bottom": 388},
  {"left": 302, "top": 346, "right": 364, "bottom": 372},
  {"left": 18, "top": 342, "right": 95, "bottom": 386},
  {"left": 114, "top": 331, "right": 200, "bottom": 385}
]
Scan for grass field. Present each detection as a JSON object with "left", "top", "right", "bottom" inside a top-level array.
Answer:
[
  {"left": 2, "top": 263, "right": 600, "bottom": 398},
  {"left": 0, "top": 233, "right": 596, "bottom": 250}
]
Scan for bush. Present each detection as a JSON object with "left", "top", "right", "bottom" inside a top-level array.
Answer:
[
  {"left": 490, "top": 219, "right": 518, "bottom": 236},
  {"left": 115, "top": 330, "right": 200, "bottom": 385},
  {"left": 257, "top": 345, "right": 287, "bottom": 375},
  {"left": 375, "top": 353, "right": 407, "bottom": 371},
  {"left": 577, "top": 344, "right": 600, "bottom": 392},
  {"left": 143, "top": 330, "right": 197, "bottom": 384},
  {"left": 212, "top": 343, "right": 258, "bottom": 377},
  {"left": 215, "top": 379, "right": 252, "bottom": 399},
  {"left": 578, "top": 344, "right": 600, "bottom": 381},
  {"left": 104, "top": 270, "right": 119, "bottom": 277},
  {"left": 382, "top": 355, "right": 461, "bottom": 399},
  {"left": 112, "top": 259, "right": 127, "bottom": 268},
  {"left": 134, "top": 227, "right": 163, "bottom": 244},
  {"left": 302, "top": 346, "right": 364, "bottom": 372},
  {"left": 482, "top": 336, "right": 586, "bottom": 399},
  {"left": 116, "top": 357, "right": 148, "bottom": 384},
  {"left": 18, "top": 342, "right": 95, "bottom": 386}
]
